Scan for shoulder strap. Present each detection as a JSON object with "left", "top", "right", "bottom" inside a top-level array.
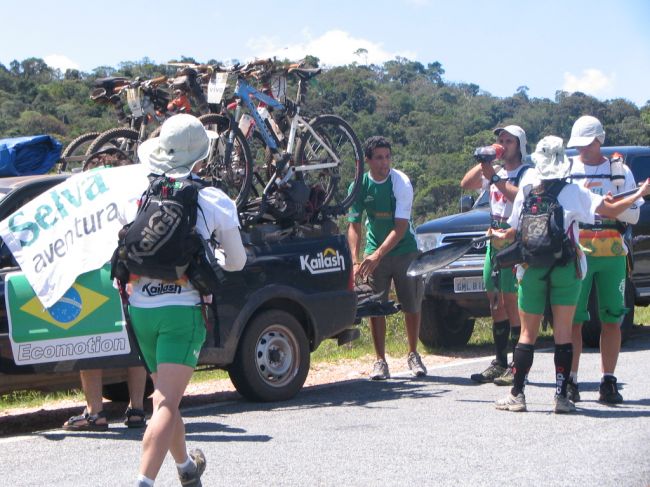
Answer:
[
  {"left": 510, "top": 164, "right": 532, "bottom": 187},
  {"left": 545, "top": 179, "right": 568, "bottom": 200}
]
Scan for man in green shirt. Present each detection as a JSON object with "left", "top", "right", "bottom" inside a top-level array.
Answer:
[{"left": 347, "top": 136, "right": 426, "bottom": 380}]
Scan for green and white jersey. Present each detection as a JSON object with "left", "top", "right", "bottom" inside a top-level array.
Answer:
[{"left": 347, "top": 168, "right": 418, "bottom": 256}]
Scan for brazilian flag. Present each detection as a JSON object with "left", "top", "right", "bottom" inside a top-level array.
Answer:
[{"left": 6, "top": 264, "right": 124, "bottom": 344}]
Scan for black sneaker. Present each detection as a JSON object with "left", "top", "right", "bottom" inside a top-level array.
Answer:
[
  {"left": 599, "top": 376, "right": 623, "bottom": 404},
  {"left": 566, "top": 378, "right": 581, "bottom": 403},
  {"left": 471, "top": 360, "right": 506, "bottom": 384}
]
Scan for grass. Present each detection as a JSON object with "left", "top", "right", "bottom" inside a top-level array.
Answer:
[
  {"left": 3, "top": 308, "right": 646, "bottom": 411},
  {"left": 0, "top": 388, "right": 84, "bottom": 410}
]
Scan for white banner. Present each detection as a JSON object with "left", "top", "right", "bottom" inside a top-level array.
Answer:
[{"left": 0, "top": 164, "right": 150, "bottom": 307}]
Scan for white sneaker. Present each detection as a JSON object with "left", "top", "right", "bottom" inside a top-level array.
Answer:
[
  {"left": 554, "top": 394, "right": 576, "bottom": 414},
  {"left": 495, "top": 392, "right": 527, "bottom": 412},
  {"left": 369, "top": 359, "right": 390, "bottom": 380},
  {"left": 407, "top": 352, "right": 427, "bottom": 377}
]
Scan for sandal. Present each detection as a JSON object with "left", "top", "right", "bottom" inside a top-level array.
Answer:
[
  {"left": 62, "top": 408, "right": 109, "bottom": 431},
  {"left": 124, "top": 407, "right": 147, "bottom": 428}
]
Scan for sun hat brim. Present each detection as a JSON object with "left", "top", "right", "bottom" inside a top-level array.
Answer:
[{"left": 137, "top": 128, "right": 218, "bottom": 178}]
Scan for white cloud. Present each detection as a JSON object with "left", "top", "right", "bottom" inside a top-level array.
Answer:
[
  {"left": 43, "top": 54, "right": 80, "bottom": 72},
  {"left": 563, "top": 68, "right": 615, "bottom": 96},
  {"left": 246, "top": 30, "right": 416, "bottom": 66}
]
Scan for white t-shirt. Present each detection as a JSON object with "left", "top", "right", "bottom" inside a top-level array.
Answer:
[
  {"left": 507, "top": 178, "right": 603, "bottom": 278},
  {"left": 128, "top": 185, "right": 241, "bottom": 308},
  {"left": 481, "top": 164, "right": 531, "bottom": 220},
  {"left": 569, "top": 157, "right": 642, "bottom": 224}
]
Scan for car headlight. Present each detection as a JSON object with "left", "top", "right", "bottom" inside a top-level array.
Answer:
[{"left": 416, "top": 232, "right": 442, "bottom": 252}]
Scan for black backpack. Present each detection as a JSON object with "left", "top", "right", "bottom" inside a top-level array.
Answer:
[
  {"left": 111, "top": 175, "right": 224, "bottom": 294},
  {"left": 517, "top": 179, "right": 575, "bottom": 268}
]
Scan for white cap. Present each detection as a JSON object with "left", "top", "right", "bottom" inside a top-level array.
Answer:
[
  {"left": 494, "top": 125, "right": 527, "bottom": 160},
  {"left": 138, "top": 114, "right": 217, "bottom": 178},
  {"left": 567, "top": 115, "right": 605, "bottom": 148},
  {"left": 532, "top": 135, "right": 571, "bottom": 180}
]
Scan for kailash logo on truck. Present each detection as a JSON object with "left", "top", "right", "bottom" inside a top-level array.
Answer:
[{"left": 300, "top": 247, "right": 346, "bottom": 275}]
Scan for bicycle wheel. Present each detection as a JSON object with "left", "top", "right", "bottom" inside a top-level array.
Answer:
[
  {"left": 82, "top": 147, "right": 135, "bottom": 172},
  {"left": 199, "top": 114, "right": 253, "bottom": 210},
  {"left": 293, "top": 114, "right": 364, "bottom": 214},
  {"left": 85, "top": 128, "right": 140, "bottom": 163},
  {"left": 60, "top": 132, "right": 101, "bottom": 172}
]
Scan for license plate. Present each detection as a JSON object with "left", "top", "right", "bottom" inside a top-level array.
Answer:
[{"left": 453, "top": 276, "right": 485, "bottom": 293}]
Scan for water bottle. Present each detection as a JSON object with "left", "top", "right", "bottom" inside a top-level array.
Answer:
[{"left": 474, "top": 144, "right": 505, "bottom": 163}]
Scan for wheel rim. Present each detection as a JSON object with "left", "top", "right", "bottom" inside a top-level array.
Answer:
[{"left": 254, "top": 324, "right": 300, "bottom": 388}]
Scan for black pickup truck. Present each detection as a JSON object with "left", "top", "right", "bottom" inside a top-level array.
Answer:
[
  {"left": 415, "top": 146, "right": 650, "bottom": 348},
  {"left": 0, "top": 174, "right": 388, "bottom": 402}
]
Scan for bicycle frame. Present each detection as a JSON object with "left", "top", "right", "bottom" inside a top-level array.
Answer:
[{"left": 231, "top": 75, "right": 343, "bottom": 179}]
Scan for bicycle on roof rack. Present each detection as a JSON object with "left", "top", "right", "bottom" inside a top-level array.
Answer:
[
  {"left": 81, "top": 75, "right": 171, "bottom": 169},
  {"left": 199, "top": 59, "right": 364, "bottom": 226},
  {"left": 58, "top": 76, "right": 132, "bottom": 173}
]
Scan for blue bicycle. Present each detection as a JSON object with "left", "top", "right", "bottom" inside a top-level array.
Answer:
[{"left": 198, "top": 60, "right": 364, "bottom": 224}]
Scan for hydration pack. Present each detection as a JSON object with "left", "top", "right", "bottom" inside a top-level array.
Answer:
[
  {"left": 111, "top": 175, "right": 224, "bottom": 294},
  {"left": 517, "top": 179, "right": 575, "bottom": 268}
]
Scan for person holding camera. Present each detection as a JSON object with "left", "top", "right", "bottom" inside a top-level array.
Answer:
[
  {"left": 492, "top": 136, "right": 650, "bottom": 413},
  {"left": 460, "top": 125, "right": 530, "bottom": 385}
]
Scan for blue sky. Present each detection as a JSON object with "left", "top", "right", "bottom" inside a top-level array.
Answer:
[{"left": 1, "top": 0, "right": 649, "bottom": 106}]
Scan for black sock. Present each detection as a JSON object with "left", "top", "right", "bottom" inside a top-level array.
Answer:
[
  {"left": 554, "top": 343, "right": 573, "bottom": 397},
  {"left": 511, "top": 343, "right": 534, "bottom": 396},
  {"left": 493, "top": 320, "right": 510, "bottom": 367},
  {"left": 509, "top": 326, "right": 521, "bottom": 360}
]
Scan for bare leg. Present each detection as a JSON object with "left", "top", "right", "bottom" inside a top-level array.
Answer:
[
  {"left": 551, "top": 305, "right": 576, "bottom": 344},
  {"left": 63, "top": 369, "right": 107, "bottom": 428},
  {"left": 127, "top": 366, "right": 147, "bottom": 411},
  {"left": 487, "top": 291, "right": 507, "bottom": 322},
  {"left": 518, "top": 310, "right": 542, "bottom": 345},
  {"left": 600, "top": 322, "right": 621, "bottom": 374},
  {"left": 370, "top": 316, "right": 386, "bottom": 360},
  {"left": 503, "top": 292, "right": 520, "bottom": 327},
  {"left": 138, "top": 364, "right": 194, "bottom": 480},
  {"left": 403, "top": 311, "right": 420, "bottom": 354},
  {"left": 79, "top": 369, "right": 104, "bottom": 415}
]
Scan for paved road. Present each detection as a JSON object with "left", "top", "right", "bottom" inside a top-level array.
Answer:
[{"left": 2, "top": 332, "right": 650, "bottom": 487}]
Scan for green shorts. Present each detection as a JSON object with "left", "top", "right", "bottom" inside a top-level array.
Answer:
[
  {"left": 368, "top": 251, "right": 423, "bottom": 313},
  {"left": 129, "top": 305, "right": 206, "bottom": 373},
  {"left": 518, "top": 263, "right": 582, "bottom": 315},
  {"left": 483, "top": 244, "right": 517, "bottom": 294},
  {"left": 574, "top": 255, "right": 627, "bottom": 324}
]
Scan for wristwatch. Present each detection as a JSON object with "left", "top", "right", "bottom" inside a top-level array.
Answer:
[{"left": 490, "top": 174, "right": 502, "bottom": 185}]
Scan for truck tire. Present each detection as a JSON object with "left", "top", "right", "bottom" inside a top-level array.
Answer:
[
  {"left": 229, "top": 310, "right": 310, "bottom": 402},
  {"left": 102, "top": 377, "right": 154, "bottom": 403},
  {"left": 419, "top": 297, "right": 475, "bottom": 348},
  {"left": 582, "top": 277, "right": 634, "bottom": 348}
]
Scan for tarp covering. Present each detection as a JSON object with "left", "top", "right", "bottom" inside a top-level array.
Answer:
[{"left": 0, "top": 135, "right": 62, "bottom": 177}]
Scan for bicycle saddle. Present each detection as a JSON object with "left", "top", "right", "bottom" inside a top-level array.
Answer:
[{"left": 93, "top": 77, "right": 129, "bottom": 90}]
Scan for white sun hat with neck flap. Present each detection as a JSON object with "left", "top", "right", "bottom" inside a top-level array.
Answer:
[
  {"left": 137, "top": 114, "right": 217, "bottom": 178},
  {"left": 532, "top": 135, "right": 571, "bottom": 180}
]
